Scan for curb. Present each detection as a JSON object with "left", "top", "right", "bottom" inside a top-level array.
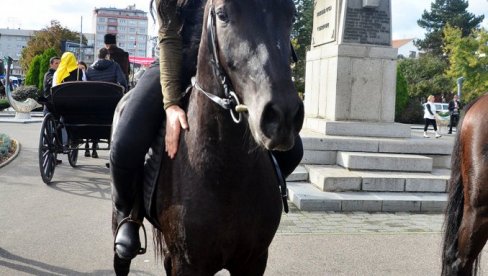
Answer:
[{"left": 0, "top": 139, "right": 20, "bottom": 169}]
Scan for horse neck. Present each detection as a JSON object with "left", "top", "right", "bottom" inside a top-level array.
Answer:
[{"left": 186, "top": 48, "right": 251, "bottom": 155}]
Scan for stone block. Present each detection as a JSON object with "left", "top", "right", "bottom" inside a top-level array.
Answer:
[
  {"left": 316, "top": 121, "right": 410, "bottom": 138},
  {"left": 307, "top": 165, "right": 362, "bottom": 191},
  {"left": 362, "top": 177, "right": 405, "bottom": 192},
  {"left": 287, "top": 165, "right": 309, "bottom": 182},
  {"left": 337, "top": 151, "right": 433, "bottom": 172},
  {"left": 341, "top": 199, "right": 382, "bottom": 212},
  {"left": 302, "top": 150, "right": 336, "bottom": 165},
  {"left": 405, "top": 179, "right": 447, "bottom": 193},
  {"left": 379, "top": 139, "right": 453, "bottom": 155}
]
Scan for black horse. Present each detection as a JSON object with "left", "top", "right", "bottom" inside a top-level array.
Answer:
[{"left": 112, "top": 0, "right": 303, "bottom": 274}]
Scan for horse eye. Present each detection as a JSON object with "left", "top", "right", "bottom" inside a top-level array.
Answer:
[{"left": 216, "top": 10, "right": 229, "bottom": 22}]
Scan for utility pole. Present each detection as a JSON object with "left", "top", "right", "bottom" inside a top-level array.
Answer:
[
  {"left": 457, "top": 77, "right": 464, "bottom": 98},
  {"left": 79, "top": 16, "right": 83, "bottom": 61}
]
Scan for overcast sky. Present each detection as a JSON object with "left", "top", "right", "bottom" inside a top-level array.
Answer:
[{"left": 0, "top": 0, "right": 487, "bottom": 40}]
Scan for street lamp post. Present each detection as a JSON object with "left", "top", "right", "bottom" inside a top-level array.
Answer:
[{"left": 457, "top": 77, "right": 465, "bottom": 98}]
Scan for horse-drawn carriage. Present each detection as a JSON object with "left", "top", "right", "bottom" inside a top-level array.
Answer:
[{"left": 38, "top": 81, "right": 124, "bottom": 184}]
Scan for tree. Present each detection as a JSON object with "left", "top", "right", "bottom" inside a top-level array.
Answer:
[
  {"left": 291, "top": 0, "right": 313, "bottom": 95},
  {"left": 397, "top": 54, "right": 452, "bottom": 101},
  {"left": 415, "top": 0, "right": 484, "bottom": 56},
  {"left": 444, "top": 25, "right": 488, "bottom": 102},
  {"left": 24, "top": 55, "right": 42, "bottom": 89},
  {"left": 20, "top": 20, "right": 84, "bottom": 72},
  {"left": 38, "top": 48, "right": 58, "bottom": 90},
  {"left": 395, "top": 69, "right": 409, "bottom": 120}
]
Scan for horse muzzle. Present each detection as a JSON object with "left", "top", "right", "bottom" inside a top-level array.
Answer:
[{"left": 258, "top": 100, "right": 304, "bottom": 151}]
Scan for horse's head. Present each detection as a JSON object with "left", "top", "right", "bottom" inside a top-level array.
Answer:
[{"left": 198, "top": 0, "right": 304, "bottom": 151}]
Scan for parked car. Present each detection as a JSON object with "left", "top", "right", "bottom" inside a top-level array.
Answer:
[{"left": 422, "top": 102, "right": 449, "bottom": 115}]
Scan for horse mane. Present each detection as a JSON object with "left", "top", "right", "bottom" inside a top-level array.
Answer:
[
  {"left": 149, "top": 0, "right": 205, "bottom": 89},
  {"left": 149, "top": 0, "right": 205, "bottom": 261}
]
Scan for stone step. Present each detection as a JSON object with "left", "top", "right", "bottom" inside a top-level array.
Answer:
[
  {"left": 337, "top": 151, "right": 433, "bottom": 172},
  {"left": 300, "top": 128, "right": 453, "bottom": 155},
  {"left": 286, "top": 165, "right": 309, "bottom": 182},
  {"left": 287, "top": 182, "right": 447, "bottom": 213},
  {"left": 306, "top": 165, "right": 449, "bottom": 193}
]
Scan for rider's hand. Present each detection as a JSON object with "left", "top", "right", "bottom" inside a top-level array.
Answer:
[{"left": 165, "top": 105, "right": 188, "bottom": 159}]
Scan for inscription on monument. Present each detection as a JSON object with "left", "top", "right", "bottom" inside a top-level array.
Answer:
[
  {"left": 342, "top": 1, "right": 391, "bottom": 45},
  {"left": 312, "top": 0, "right": 337, "bottom": 47}
]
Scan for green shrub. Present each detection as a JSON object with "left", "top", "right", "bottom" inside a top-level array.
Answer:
[
  {"left": 396, "top": 99, "right": 424, "bottom": 124},
  {"left": 0, "top": 133, "right": 12, "bottom": 157},
  {"left": 395, "top": 69, "right": 409, "bottom": 121},
  {"left": 0, "top": 98, "right": 9, "bottom": 110},
  {"left": 25, "top": 55, "right": 42, "bottom": 88},
  {"left": 12, "top": 85, "right": 40, "bottom": 102}
]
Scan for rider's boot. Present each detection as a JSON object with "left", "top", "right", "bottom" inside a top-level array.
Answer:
[{"left": 111, "top": 164, "right": 144, "bottom": 261}]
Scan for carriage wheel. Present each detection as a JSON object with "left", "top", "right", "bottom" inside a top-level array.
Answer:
[
  {"left": 67, "top": 140, "right": 79, "bottom": 167},
  {"left": 38, "top": 113, "right": 57, "bottom": 184}
]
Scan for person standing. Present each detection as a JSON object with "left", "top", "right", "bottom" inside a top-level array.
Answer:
[
  {"left": 42, "top": 57, "right": 60, "bottom": 98},
  {"left": 423, "top": 95, "right": 442, "bottom": 138},
  {"left": 104, "top": 34, "right": 130, "bottom": 87},
  {"left": 86, "top": 48, "right": 127, "bottom": 91},
  {"left": 448, "top": 94, "right": 461, "bottom": 134}
]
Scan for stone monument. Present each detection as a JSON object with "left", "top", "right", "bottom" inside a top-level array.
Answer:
[
  {"left": 304, "top": 0, "right": 410, "bottom": 138},
  {"left": 3, "top": 56, "right": 41, "bottom": 120}
]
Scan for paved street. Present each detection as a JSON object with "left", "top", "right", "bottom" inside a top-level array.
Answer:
[{"left": 1, "top": 121, "right": 487, "bottom": 275}]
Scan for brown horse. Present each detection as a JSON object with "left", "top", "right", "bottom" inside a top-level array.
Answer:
[
  {"left": 113, "top": 0, "right": 303, "bottom": 275},
  {"left": 442, "top": 93, "right": 488, "bottom": 275}
]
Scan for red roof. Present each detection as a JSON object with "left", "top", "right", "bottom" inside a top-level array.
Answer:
[{"left": 392, "top": 38, "right": 414, "bottom": 49}]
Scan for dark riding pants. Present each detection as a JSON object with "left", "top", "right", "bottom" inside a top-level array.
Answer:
[{"left": 110, "top": 64, "right": 303, "bottom": 179}]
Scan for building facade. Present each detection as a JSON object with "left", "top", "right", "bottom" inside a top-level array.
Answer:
[
  {"left": 0, "top": 28, "right": 34, "bottom": 75},
  {"left": 92, "top": 5, "right": 148, "bottom": 58}
]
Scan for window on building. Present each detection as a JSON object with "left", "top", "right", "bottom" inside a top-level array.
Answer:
[
  {"left": 129, "top": 20, "right": 136, "bottom": 26},
  {"left": 108, "top": 18, "right": 117, "bottom": 23},
  {"left": 97, "top": 25, "right": 105, "bottom": 31},
  {"left": 138, "top": 28, "right": 146, "bottom": 33},
  {"left": 98, "top": 17, "right": 106, "bottom": 22},
  {"left": 119, "top": 19, "right": 127, "bottom": 25},
  {"left": 108, "top": 26, "right": 117, "bottom": 31},
  {"left": 119, "top": 26, "right": 126, "bottom": 31}
]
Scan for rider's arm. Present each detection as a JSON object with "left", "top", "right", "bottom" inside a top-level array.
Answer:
[
  {"left": 157, "top": 0, "right": 183, "bottom": 109},
  {"left": 156, "top": 0, "right": 188, "bottom": 159}
]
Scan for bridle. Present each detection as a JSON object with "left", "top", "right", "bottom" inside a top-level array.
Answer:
[
  {"left": 191, "top": 1, "right": 298, "bottom": 124},
  {"left": 190, "top": 3, "right": 245, "bottom": 123}
]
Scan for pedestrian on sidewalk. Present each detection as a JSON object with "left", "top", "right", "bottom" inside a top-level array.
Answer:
[
  {"left": 423, "top": 95, "right": 442, "bottom": 138},
  {"left": 448, "top": 94, "right": 461, "bottom": 134}
]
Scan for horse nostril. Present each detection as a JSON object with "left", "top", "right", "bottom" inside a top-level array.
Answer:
[{"left": 261, "top": 103, "right": 282, "bottom": 139}]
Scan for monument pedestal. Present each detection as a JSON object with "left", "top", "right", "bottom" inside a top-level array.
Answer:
[{"left": 304, "top": 44, "right": 409, "bottom": 138}]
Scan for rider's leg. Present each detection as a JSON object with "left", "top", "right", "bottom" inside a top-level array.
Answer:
[
  {"left": 110, "top": 63, "right": 163, "bottom": 260},
  {"left": 271, "top": 135, "right": 303, "bottom": 178}
]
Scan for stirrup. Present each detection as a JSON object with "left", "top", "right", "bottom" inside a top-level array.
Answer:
[{"left": 113, "top": 217, "right": 147, "bottom": 255}]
